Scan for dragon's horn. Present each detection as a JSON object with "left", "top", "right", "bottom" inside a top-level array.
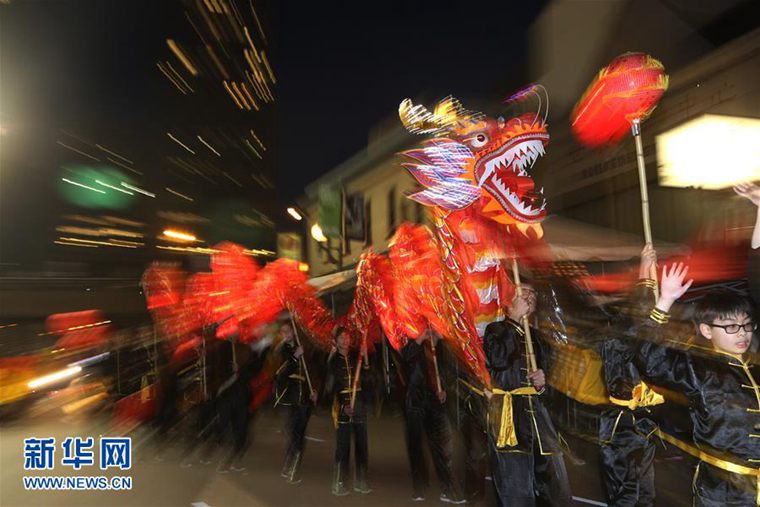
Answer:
[{"left": 399, "top": 96, "right": 472, "bottom": 135}]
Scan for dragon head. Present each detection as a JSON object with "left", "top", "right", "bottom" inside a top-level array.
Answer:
[{"left": 399, "top": 94, "right": 549, "bottom": 232}]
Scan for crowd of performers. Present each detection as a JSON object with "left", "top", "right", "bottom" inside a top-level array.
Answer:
[{"left": 129, "top": 182, "right": 760, "bottom": 507}]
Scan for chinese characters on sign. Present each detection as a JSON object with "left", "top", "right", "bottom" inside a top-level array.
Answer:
[{"left": 24, "top": 436, "right": 131, "bottom": 470}]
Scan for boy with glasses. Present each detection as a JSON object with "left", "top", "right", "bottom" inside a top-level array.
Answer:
[{"left": 635, "top": 264, "right": 760, "bottom": 506}]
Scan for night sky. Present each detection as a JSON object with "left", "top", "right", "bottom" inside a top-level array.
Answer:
[{"left": 273, "top": 1, "right": 548, "bottom": 196}]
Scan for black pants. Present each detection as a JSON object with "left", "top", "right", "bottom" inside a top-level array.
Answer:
[
  {"left": 284, "top": 404, "right": 312, "bottom": 474},
  {"left": 489, "top": 435, "right": 572, "bottom": 507},
  {"left": 335, "top": 418, "right": 368, "bottom": 484},
  {"left": 460, "top": 398, "right": 488, "bottom": 501},
  {"left": 599, "top": 410, "right": 656, "bottom": 507},
  {"left": 405, "top": 404, "right": 458, "bottom": 496}
]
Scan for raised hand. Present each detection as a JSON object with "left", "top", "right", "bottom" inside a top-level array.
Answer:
[
  {"left": 734, "top": 182, "right": 760, "bottom": 207},
  {"left": 656, "top": 263, "right": 693, "bottom": 313}
]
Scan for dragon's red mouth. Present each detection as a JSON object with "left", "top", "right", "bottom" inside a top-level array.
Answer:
[{"left": 474, "top": 135, "right": 548, "bottom": 223}]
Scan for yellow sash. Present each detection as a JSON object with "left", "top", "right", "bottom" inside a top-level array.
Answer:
[
  {"left": 489, "top": 386, "right": 540, "bottom": 448},
  {"left": 609, "top": 382, "right": 664, "bottom": 410}
]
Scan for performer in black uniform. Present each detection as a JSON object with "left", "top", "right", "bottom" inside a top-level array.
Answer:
[
  {"left": 635, "top": 262, "right": 760, "bottom": 507},
  {"left": 483, "top": 284, "right": 572, "bottom": 507},
  {"left": 327, "top": 326, "right": 371, "bottom": 496},
  {"left": 598, "top": 245, "right": 664, "bottom": 507},
  {"left": 401, "top": 329, "right": 464, "bottom": 503},
  {"left": 275, "top": 319, "right": 317, "bottom": 484}
]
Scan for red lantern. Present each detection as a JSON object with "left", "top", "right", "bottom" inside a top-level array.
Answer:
[{"left": 571, "top": 52, "right": 668, "bottom": 148}]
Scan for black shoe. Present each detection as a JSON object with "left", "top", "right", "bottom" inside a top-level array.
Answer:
[
  {"left": 354, "top": 482, "right": 372, "bottom": 494},
  {"left": 332, "top": 483, "right": 350, "bottom": 496},
  {"left": 440, "top": 492, "right": 467, "bottom": 504}
]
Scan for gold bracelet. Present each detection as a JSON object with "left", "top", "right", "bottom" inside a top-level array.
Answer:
[{"left": 649, "top": 307, "right": 670, "bottom": 324}]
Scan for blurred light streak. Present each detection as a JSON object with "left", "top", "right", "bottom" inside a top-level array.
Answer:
[
  {"left": 249, "top": 130, "right": 266, "bottom": 151},
  {"left": 120, "top": 182, "right": 156, "bottom": 197},
  {"left": 243, "top": 25, "right": 258, "bottom": 61},
  {"left": 166, "top": 187, "right": 195, "bottom": 202},
  {"left": 657, "top": 114, "right": 760, "bottom": 189},
  {"left": 287, "top": 207, "right": 303, "bottom": 221},
  {"left": 166, "top": 38, "right": 199, "bottom": 76},
  {"left": 251, "top": 173, "right": 265, "bottom": 187},
  {"left": 167, "top": 132, "right": 196, "bottom": 154},
  {"left": 298, "top": 262, "right": 309, "bottom": 272},
  {"left": 63, "top": 215, "right": 110, "bottom": 226},
  {"left": 28, "top": 366, "right": 82, "bottom": 390},
  {"left": 231, "top": 82, "right": 252, "bottom": 110},
  {"left": 186, "top": 11, "right": 209, "bottom": 45},
  {"left": 56, "top": 226, "right": 143, "bottom": 238},
  {"left": 163, "top": 229, "right": 197, "bottom": 242},
  {"left": 56, "top": 141, "right": 100, "bottom": 161},
  {"left": 157, "top": 61, "right": 188, "bottom": 94},
  {"left": 260, "top": 50, "right": 276, "bottom": 83},
  {"left": 197, "top": 4, "right": 224, "bottom": 51},
  {"left": 68, "top": 352, "right": 110, "bottom": 369},
  {"left": 222, "top": 171, "right": 243, "bottom": 187},
  {"left": 95, "top": 180, "right": 133, "bottom": 195},
  {"left": 62, "top": 178, "right": 106, "bottom": 194},
  {"left": 106, "top": 157, "right": 143, "bottom": 175},
  {"left": 55, "top": 240, "right": 97, "bottom": 248},
  {"left": 157, "top": 245, "right": 219, "bottom": 254},
  {"left": 244, "top": 248, "right": 276, "bottom": 257},
  {"left": 197, "top": 135, "right": 222, "bottom": 157},
  {"left": 248, "top": 0, "right": 268, "bottom": 43},
  {"left": 108, "top": 239, "right": 144, "bottom": 247},
  {"left": 102, "top": 216, "right": 144, "bottom": 227},
  {"left": 0, "top": 323, "right": 18, "bottom": 330},
  {"left": 206, "top": 45, "right": 229, "bottom": 79},
  {"left": 244, "top": 70, "right": 265, "bottom": 101},
  {"left": 95, "top": 144, "right": 133, "bottom": 165},
  {"left": 58, "top": 237, "right": 137, "bottom": 248},
  {"left": 240, "top": 82, "right": 260, "bottom": 111},
  {"left": 223, "top": 81, "right": 245, "bottom": 109},
  {"left": 244, "top": 139, "right": 262, "bottom": 159},
  {"left": 166, "top": 61, "right": 195, "bottom": 92}
]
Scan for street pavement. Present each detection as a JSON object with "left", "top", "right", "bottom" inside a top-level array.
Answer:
[{"left": 0, "top": 403, "right": 694, "bottom": 507}]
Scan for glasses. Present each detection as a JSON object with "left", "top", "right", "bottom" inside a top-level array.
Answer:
[{"left": 708, "top": 322, "right": 757, "bottom": 334}]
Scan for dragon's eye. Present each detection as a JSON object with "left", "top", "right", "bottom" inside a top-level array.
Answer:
[{"left": 470, "top": 133, "right": 489, "bottom": 148}]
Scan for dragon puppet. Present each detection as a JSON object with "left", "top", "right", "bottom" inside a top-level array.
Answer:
[
  {"left": 388, "top": 89, "right": 551, "bottom": 386},
  {"left": 142, "top": 90, "right": 552, "bottom": 391}
]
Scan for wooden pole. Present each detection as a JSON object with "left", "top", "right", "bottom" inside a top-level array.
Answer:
[
  {"left": 632, "top": 119, "right": 660, "bottom": 291},
  {"left": 511, "top": 257, "right": 537, "bottom": 373},
  {"left": 289, "top": 314, "right": 314, "bottom": 395},
  {"left": 429, "top": 338, "right": 443, "bottom": 395}
]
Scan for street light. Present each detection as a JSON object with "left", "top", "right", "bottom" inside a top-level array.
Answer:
[
  {"left": 287, "top": 207, "right": 303, "bottom": 221},
  {"left": 310, "top": 223, "right": 327, "bottom": 243}
]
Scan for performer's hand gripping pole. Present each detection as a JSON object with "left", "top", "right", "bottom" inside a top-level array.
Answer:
[
  {"left": 632, "top": 119, "right": 659, "bottom": 293},
  {"left": 511, "top": 257, "right": 537, "bottom": 373}
]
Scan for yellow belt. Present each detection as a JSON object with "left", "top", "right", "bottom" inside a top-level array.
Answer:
[
  {"left": 490, "top": 386, "right": 540, "bottom": 448},
  {"left": 656, "top": 429, "right": 760, "bottom": 505},
  {"left": 609, "top": 382, "right": 665, "bottom": 410}
]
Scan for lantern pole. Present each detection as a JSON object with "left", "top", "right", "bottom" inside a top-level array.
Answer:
[{"left": 631, "top": 119, "right": 659, "bottom": 291}]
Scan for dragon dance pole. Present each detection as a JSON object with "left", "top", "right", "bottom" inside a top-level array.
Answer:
[
  {"left": 429, "top": 337, "right": 444, "bottom": 395},
  {"left": 511, "top": 257, "right": 537, "bottom": 373},
  {"left": 632, "top": 119, "right": 659, "bottom": 292},
  {"left": 289, "top": 312, "right": 314, "bottom": 395},
  {"left": 349, "top": 332, "right": 367, "bottom": 411}
]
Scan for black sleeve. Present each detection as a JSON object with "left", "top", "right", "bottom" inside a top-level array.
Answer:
[{"left": 632, "top": 319, "right": 699, "bottom": 397}]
